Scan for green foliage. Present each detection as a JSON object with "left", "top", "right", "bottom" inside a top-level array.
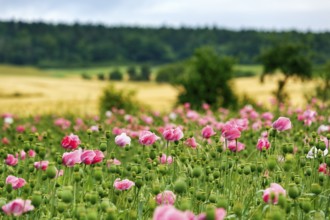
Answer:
[
  {"left": 139, "top": 65, "right": 151, "bottom": 81},
  {"left": 315, "top": 61, "right": 330, "bottom": 102},
  {"left": 233, "top": 70, "right": 255, "bottom": 78},
  {"left": 81, "top": 73, "right": 92, "bottom": 80},
  {"left": 127, "top": 66, "right": 137, "bottom": 81},
  {"left": 155, "top": 62, "right": 185, "bottom": 83},
  {"left": 175, "top": 47, "right": 237, "bottom": 109},
  {"left": 109, "top": 69, "right": 123, "bottom": 81},
  {"left": 99, "top": 84, "right": 142, "bottom": 114},
  {"left": 259, "top": 44, "right": 312, "bottom": 102},
  {"left": 1, "top": 21, "right": 330, "bottom": 67},
  {"left": 97, "top": 73, "right": 105, "bottom": 81}
]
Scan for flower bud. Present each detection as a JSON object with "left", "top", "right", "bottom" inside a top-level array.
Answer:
[
  {"left": 299, "top": 198, "right": 311, "bottom": 213},
  {"left": 61, "top": 190, "right": 73, "bottom": 203},
  {"left": 31, "top": 191, "right": 42, "bottom": 207},
  {"left": 311, "top": 183, "right": 322, "bottom": 195},
  {"left": 46, "top": 165, "right": 57, "bottom": 179},
  {"left": 288, "top": 184, "right": 300, "bottom": 199},
  {"left": 174, "top": 179, "right": 187, "bottom": 194},
  {"left": 192, "top": 167, "right": 203, "bottom": 178},
  {"left": 57, "top": 202, "right": 66, "bottom": 213}
]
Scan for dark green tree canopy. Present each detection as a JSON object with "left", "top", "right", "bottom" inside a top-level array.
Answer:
[
  {"left": 259, "top": 44, "right": 312, "bottom": 102},
  {"left": 175, "top": 47, "right": 237, "bottom": 109}
]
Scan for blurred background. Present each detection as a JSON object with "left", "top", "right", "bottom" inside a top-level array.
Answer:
[{"left": 0, "top": 0, "right": 329, "bottom": 116}]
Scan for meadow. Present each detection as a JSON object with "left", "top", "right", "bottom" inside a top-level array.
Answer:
[
  {"left": 0, "top": 64, "right": 318, "bottom": 116},
  {"left": 0, "top": 94, "right": 329, "bottom": 219}
]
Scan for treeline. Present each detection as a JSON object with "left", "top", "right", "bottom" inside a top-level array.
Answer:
[{"left": 0, "top": 20, "right": 330, "bottom": 67}]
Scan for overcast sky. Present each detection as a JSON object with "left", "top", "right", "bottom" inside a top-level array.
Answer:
[{"left": 1, "top": 0, "right": 330, "bottom": 31}]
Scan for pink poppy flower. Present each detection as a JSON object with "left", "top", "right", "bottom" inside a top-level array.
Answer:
[
  {"left": 6, "top": 175, "right": 26, "bottom": 189},
  {"left": 2, "top": 199, "right": 34, "bottom": 216},
  {"left": 256, "top": 138, "right": 271, "bottom": 151},
  {"left": 221, "top": 123, "right": 241, "bottom": 141},
  {"left": 153, "top": 205, "right": 195, "bottom": 220},
  {"left": 34, "top": 161, "right": 49, "bottom": 171},
  {"left": 61, "top": 134, "right": 81, "bottom": 150},
  {"left": 227, "top": 141, "right": 245, "bottom": 152},
  {"left": 115, "top": 133, "right": 131, "bottom": 147},
  {"left": 113, "top": 178, "right": 135, "bottom": 190},
  {"left": 159, "top": 154, "right": 173, "bottom": 165},
  {"left": 155, "top": 191, "right": 176, "bottom": 205},
  {"left": 201, "top": 125, "right": 216, "bottom": 139},
  {"left": 263, "top": 183, "right": 286, "bottom": 204},
  {"left": 185, "top": 137, "right": 198, "bottom": 149},
  {"left": 139, "top": 131, "right": 160, "bottom": 146},
  {"left": 5, "top": 154, "right": 18, "bottom": 166},
  {"left": 272, "top": 117, "right": 292, "bottom": 132},
  {"left": 62, "top": 149, "right": 82, "bottom": 167},
  {"left": 162, "top": 127, "right": 184, "bottom": 142}
]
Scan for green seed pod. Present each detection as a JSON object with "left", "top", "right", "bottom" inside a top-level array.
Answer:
[
  {"left": 277, "top": 194, "right": 286, "bottom": 209},
  {"left": 46, "top": 166, "right": 57, "bottom": 179},
  {"left": 209, "top": 194, "right": 217, "bottom": 203},
  {"left": 299, "top": 198, "right": 311, "bottom": 213},
  {"left": 216, "top": 197, "right": 228, "bottom": 209},
  {"left": 192, "top": 167, "right": 202, "bottom": 178},
  {"left": 99, "top": 142, "right": 107, "bottom": 152},
  {"left": 267, "top": 159, "right": 277, "bottom": 171},
  {"left": 174, "top": 179, "right": 187, "bottom": 194},
  {"left": 135, "top": 176, "right": 143, "bottom": 188},
  {"left": 243, "top": 166, "right": 251, "bottom": 175},
  {"left": 288, "top": 184, "right": 300, "bottom": 199},
  {"left": 31, "top": 191, "right": 42, "bottom": 207},
  {"left": 233, "top": 202, "right": 243, "bottom": 218},
  {"left": 61, "top": 190, "right": 73, "bottom": 203},
  {"left": 57, "top": 202, "right": 66, "bottom": 213},
  {"left": 311, "top": 183, "right": 322, "bottom": 195},
  {"left": 87, "top": 210, "right": 98, "bottom": 220}
]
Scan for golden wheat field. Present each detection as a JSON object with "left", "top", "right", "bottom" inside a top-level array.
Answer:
[{"left": 0, "top": 65, "right": 319, "bottom": 116}]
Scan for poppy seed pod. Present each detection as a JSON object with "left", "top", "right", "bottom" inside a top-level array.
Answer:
[
  {"left": 174, "top": 179, "right": 187, "bottom": 194},
  {"left": 288, "top": 184, "right": 300, "bottom": 199}
]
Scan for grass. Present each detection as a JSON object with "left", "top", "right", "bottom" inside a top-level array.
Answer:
[{"left": 0, "top": 64, "right": 319, "bottom": 116}]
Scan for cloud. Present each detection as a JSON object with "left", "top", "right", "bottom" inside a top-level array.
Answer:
[{"left": 0, "top": 0, "right": 329, "bottom": 30}]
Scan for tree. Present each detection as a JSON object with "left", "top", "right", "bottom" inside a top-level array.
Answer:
[
  {"left": 259, "top": 44, "right": 312, "bottom": 102},
  {"left": 109, "top": 69, "right": 123, "bottom": 81},
  {"left": 174, "top": 47, "right": 237, "bottom": 109},
  {"left": 127, "top": 66, "right": 137, "bottom": 81},
  {"left": 140, "top": 65, "right": 151, "bottom": 81},
  {"left": 316, "top": 61, "right": 330, "bottom": 102}
]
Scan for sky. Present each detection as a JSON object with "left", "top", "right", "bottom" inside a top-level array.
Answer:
[{"left": 1, "top": 0, "right": 330, "bottom": 31}]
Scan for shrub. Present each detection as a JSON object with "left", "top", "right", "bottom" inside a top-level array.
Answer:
[
  {"left": 155, "top": 62, "right": 185, "bottom": 83},
  {"left": 99, "top": 84, "right": 144, "bottom": 115},
  {"left": 109, "top": 69, "right": 123, "bottom": 81},
  {"left": 81, "top": 73, "right": 92, "bottom": 80},
  {"left": 97, "top": 73, "right": 105, "bottom": 81},
  {"left": 140, "top": 65, "right": 151, "bottom": 81},
  {"left": 127, "top": 66, "right": 137, "bottom": 81},
  {"left": 173, "top": 47, "right": 237, "bottom": 109}
]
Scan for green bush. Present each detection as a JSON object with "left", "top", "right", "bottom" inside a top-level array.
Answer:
[
  {"left": 109, "top": 69, "right": 123, "bottom": 81},
  {"left": 140, "top": 65, "right": 151, "bottom": 81},
  {"left": 99, "top": 84, "right": 144, "bottom": 115},
  {"left": 127, "top": 66, "right": 137, "bottom": 81},
  {"left": 174, "top": 46, "right": 237, "bottom": 109},
  {"left": 233, "top": 70, "right": 255, "bottom": 78},
  {"left": 97, "top": 73, "right": 105, "bottom": 81},
  {"left": 81, "top": 73, "right": 92, "bottom": 80},
  {"left": 155, "top": 62, "right": 185, "bottom": 83}
]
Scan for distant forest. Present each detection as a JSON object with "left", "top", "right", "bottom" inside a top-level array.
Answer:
[{"left": 0, "top": 20, "right": 330, "bottom": 67}]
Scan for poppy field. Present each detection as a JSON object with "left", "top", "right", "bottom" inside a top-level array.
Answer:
[{"left": 0, "top": 100, "right": 330, "bottom": 220}]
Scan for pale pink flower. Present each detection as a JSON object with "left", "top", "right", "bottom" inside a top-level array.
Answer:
[
  {"left": 34, "top": 161, "right": 49, "bottom": 171},
  {"left": 155, "top": 191, "right": 176, "bottom": 205},
  {"left": 115, "top": 133, "right": 131, "bottom": 147},
  {"left": 162, "top": 127, "right": 184, "bottom": 142},
  {"left": 221, "top": 122, "right": 241, "bottom": 141},
  {"left": 139, "top": 131, "right": 160, "bottom": 146},
  {"left": 263, "top": 183, "right": 286, "bottom": 204},
  {"left": 201, "top": 125, "right": 216, "bottom": 139},
  {"left": 62, "top": 149, "right": 82, "bottom": 167},
  {"left": 159, "top": 154, "right": 173, "bottom": 165},
  {"left": 153, "top": 205, "right": 195, "bottom": 220},
  {"left": 272, "top": 117, "right": 292, "bottom": 132},
  {"left": 2, "top": 199, "right": 34, "bottom": 216},
  {"left": 6, "top": 175, "right": 26, "bottom": 189},
  {"left": 5, "top": 154, "right": 18, "bottom": 166},
  {"left": 256, "top": 138, "right": 271, "bottom": 151},
  {"left": 185, "top": 137, "right": 198, "bottom": 149},
  {"left": 113, "top": 178, "right": 135, "bottom": 191},
  {"left": 227, "top": 141, "right": 245, "bottom": 152}
]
